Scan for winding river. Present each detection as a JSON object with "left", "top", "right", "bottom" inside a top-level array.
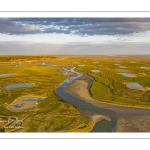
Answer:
[{"left": 56, "top": 67, "right": 118, "bottom": 132}]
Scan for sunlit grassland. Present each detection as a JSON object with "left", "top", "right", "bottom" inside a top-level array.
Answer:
[
  {"left": 75, "top": 56, "right": 150, "bottom": 108},
  {"left": 0, "top": 63, "right": 91, "bottom": 132},
  {"left": 1, "top": 55, "right": 150, "bottom": 132}
]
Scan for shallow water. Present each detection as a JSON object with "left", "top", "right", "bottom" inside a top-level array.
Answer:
[
  {"left": 125, "top": 82, "right": 146, "bottom": 90},
  {"left": 92, "top": 120, "right": 111, "bottom": 132},
  {"left": 7, "top": 96, "right": 44, "bottom": 112},
  {"left": 2, "top": 83, "right": 36, "bottom": 90},
  {"left": 0, "top": 73, "right": 17, "bottom": 77},
  {"left": 56, "top": 67, "right": 117, "bottom": 132},
  {"left": 118, "top": 73, "right": 136, "bottom": 77}
]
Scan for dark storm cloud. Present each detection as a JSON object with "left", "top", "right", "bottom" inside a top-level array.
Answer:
[{"left": 0, "top": 18, "right": 150, "bottom": 36}]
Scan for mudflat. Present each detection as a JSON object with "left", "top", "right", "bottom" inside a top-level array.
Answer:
[
  {"left": 65, "top": 74, "right": 150, "bottom": 132},
  {"left": 7, "top": 95, "right": 46, "bottom": 112},
  {"left": 80, "top": 110, "right": 111, "bottom": 126}
]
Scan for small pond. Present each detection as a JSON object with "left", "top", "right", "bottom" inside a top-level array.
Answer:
[
  {"left": 0, "top": 74, "right": 17, "bottom": 77},
  {"left": 125, "top": 82, "right": 146, "bottom": 91},
  {"left": 91, "top": 70, "right": 102, "bottom": 73},
  {"left": 2, "top": 83, "right": 36, "bottom": 90},
  {"left": 117, "top": 73, "right": 136, "bottom": 77}
]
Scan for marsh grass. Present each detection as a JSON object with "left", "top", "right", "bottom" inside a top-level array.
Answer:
[
  {"left": 75, "top": 56, "right": 150, "bottom": 108},
  {"left": 1, "top": 56, "right": 150, "bottom": 132},
  {"left": 0, "top": 61, "right": 91, "bottom": 132}
]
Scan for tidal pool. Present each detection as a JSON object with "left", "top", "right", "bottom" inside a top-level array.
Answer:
[
  {"left": 91, "top": 70, "right": 102, "bottom": 73},
  {"left": 7, "top": 95, "right": 46, "bottom": 112},
  {"left": 2, "top": 83, "right": 36, "bottom": 90},
  {"left": 117, "top": 73, "right": 136, "bottom": 77},
  {"left": 0, "top": 74, "right": 17, "bottom": 77},
  {"left": 125, "top": 82, "right": 146, "bottom": 91}
]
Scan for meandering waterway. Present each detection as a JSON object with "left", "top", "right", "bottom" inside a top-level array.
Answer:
[
  {"left": 56, "top": 67, "right": 117, "bottom": 132},
  {"left": 56, "top": 67, "right": 150, "bottom": 132}
]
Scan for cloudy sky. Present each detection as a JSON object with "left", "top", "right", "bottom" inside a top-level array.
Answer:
[{"left": 0, "top": 18, "right": 150, "bottom": 55}]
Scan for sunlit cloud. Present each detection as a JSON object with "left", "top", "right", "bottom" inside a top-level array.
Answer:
[{"left": 0, "top": 18, "right": 150, "bottom": 36}]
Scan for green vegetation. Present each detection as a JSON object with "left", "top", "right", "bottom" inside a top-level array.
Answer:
[
  {"left": 75, "top": 56, "right": 150, "bottom": 108},
  {"left": 0, "top": 57, "right": 91, "bottom": 132},
  {"left": 1, "top": 55, "right": 150, "bottom": 132}
]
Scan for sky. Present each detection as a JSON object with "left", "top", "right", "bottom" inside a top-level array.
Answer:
[{"left": 0, "top": 18, "right": 150, "bottom": 55}]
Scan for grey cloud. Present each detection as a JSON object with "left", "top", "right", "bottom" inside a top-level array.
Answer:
[
  {"left": 43, "top": 27, "right": 71, "bottom": 34},
  {"left": 0, "top": 18, "right": 41, "bottom": 35},
  {"left": 0, "top": 18, "right": 150, "bottom": 36}
]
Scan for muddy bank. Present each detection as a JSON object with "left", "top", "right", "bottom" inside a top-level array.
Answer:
[
  {"left": 65, "top": 74, "right": 150, "bottom": 132},
  {"left": 80, "top": 110, "right": 111, "bottom": 125},
  {"left": 56, "top": 67, "right": 117, "bottom": 132}
]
